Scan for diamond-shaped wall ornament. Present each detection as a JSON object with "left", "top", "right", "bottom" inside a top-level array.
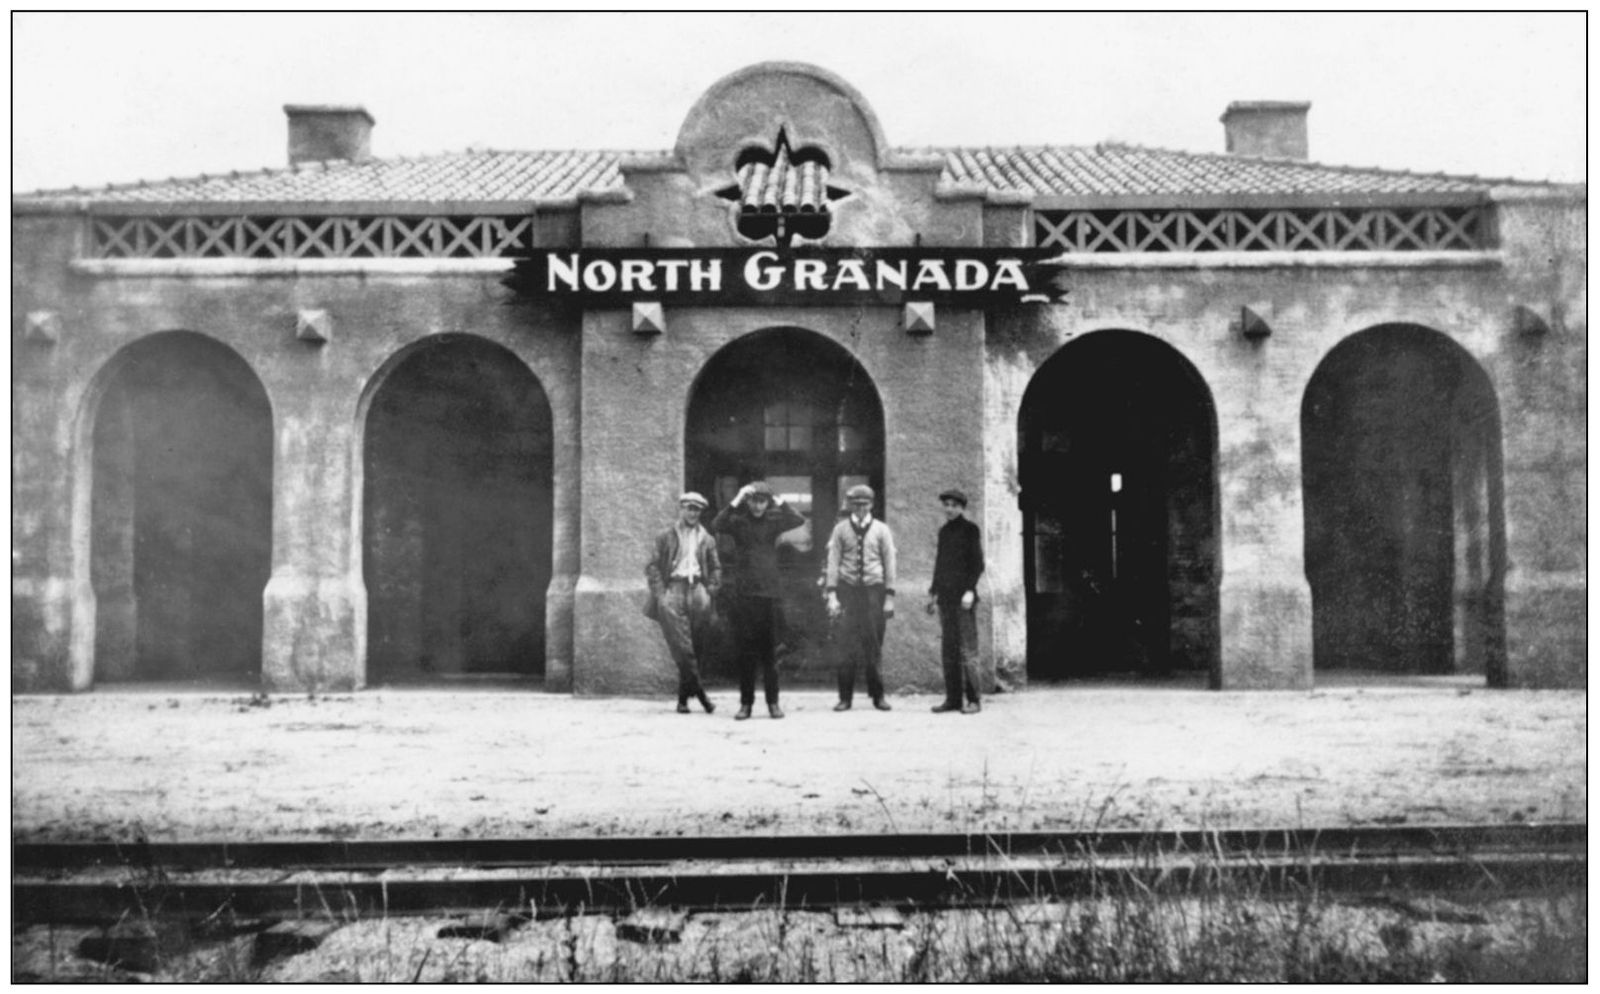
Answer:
[
  {"left": 1512, "top": 304, "right": 1552, "bottom": 338},
  {"left": 713, "top": 127, "right": 850, "bottom": 246},
  {"left": 1232, "top": 304, "right": 1272, "bottom": 341},
  {"left": 296, "top": 309, "right": 333, "bottom": 344},
  {"left": 23, "top": 311, "right": 61, "bottom": 345},
  {"left": 632, "top": 301, "right": 666, "bottom": 336},
  {"left": 903, "top": 301, "right": 936, "bottom": 336}
]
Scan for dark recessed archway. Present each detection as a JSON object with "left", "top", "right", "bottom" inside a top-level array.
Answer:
[
  {"left": 685, "top": 327, "right": 884, "bottom": 685},
  {"left": 363, "top": 336, "right": 553, "bottom": 683},
  {"left": 1019, "top": 330, "right": 1220, "bottom": 682},
  {"left": 90, "top": 331, "right": 274, "bottom": 683},
  {"left": 1302, "top": 324, "right": 1506, "bottom": 682}
]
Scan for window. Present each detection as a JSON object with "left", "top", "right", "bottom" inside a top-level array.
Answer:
[{"left": 764, "top": 402, "right": 813, "bottom": 452}]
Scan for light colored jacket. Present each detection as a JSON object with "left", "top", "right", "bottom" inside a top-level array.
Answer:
[{"left": 825, "top": 515, "right": 897, "bottom": 592}]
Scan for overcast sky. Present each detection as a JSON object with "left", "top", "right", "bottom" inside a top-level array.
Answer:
[{"left": 11, "top": 12, "right": 1586, "bottom": 193}]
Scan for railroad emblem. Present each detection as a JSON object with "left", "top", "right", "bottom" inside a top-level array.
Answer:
[{"left": 713, "top": 128, "right": 849, "bottom": 246}]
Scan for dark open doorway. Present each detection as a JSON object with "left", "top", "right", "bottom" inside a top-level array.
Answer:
[
  {"left": 1019, "top": 331, "right": 1219, "bottom": 682},
  {"left": 1302, "top": 324, "right": 1506, "bottom": 683},
  {"left": 363, "top": 336, "right": 553, "bottom": 683},
  {"left": 90, "top": 332, "right": 273, "bottom": 684},
  {"left": 685, "top": 327, "right": 884, "bottom": 685}
]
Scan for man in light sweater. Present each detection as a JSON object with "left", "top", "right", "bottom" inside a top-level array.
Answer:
[{"left": 824, "top": 484, "right": 896, "bottom": 712}]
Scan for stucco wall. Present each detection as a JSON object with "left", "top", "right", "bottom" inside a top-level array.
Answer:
[
  {"left": 572, "top": 304, "right": 987, "bottom": 696},
  {"left": 982, "top": 197, "right": 1586, "bottom": 689},
  {"left": 11, "top": 214, "right": 582, "bottom": 692}
]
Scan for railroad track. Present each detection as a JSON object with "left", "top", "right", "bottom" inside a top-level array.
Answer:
[{"left": 13, "top": 823, "right": 1585, "bottom": 925}]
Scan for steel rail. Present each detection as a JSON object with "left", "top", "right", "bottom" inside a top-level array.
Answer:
[
  {"left": 12, "top": 822, "right": 1584, "bottom": 874},
  {"left": 14, "top": 824, "right": 1585, "bottom": 926}
]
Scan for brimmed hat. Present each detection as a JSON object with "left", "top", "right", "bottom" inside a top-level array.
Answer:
[
  {"left": 845, "top": 484, "right": 875, "bottom": 502},
  {"left": 746, "top": 481, "right": 773, "bottom": 498},
  {"left": 938, "top": 488, "right": 969, "bottom": 507},
  {"left": 678, "top": 491, "right": 709, "bottom": 509}
]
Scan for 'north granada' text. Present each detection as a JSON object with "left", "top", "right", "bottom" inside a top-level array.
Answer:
[{"left": 544, "top": 251, "right": 1031, "bottom": 295}]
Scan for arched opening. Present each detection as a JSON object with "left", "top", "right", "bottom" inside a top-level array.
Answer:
[
  {"left": 685, "top": 327, "right": 885, "bottom": 685},
  {"left": 89, "top": 332, "right": 273, "bottom": 683},
  {"left": 1302, "top": 324, "right": 1506, "bottom": 683},
  {"left": 363, "top": 336, "right": 553, "bottom": 683},
  {"left": 1019, "top": 330, "right": 1220, "bottom": 682}
]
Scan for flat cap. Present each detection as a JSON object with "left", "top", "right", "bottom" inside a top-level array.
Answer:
[
  {"left": 938, "top": 488, "right": 968, "bottom": 506},
  {"left": 678, "top": 491, "right": 709, "bottom": 509},
  {"left": 845, "top": 484, "right": 875, "bottom": 501},
  {"left": 746, "top": 481, "right": 773, "bottom": 497}
]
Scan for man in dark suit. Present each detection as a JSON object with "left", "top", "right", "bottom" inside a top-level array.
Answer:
[
  {"left": 644, "top": 492, "right": 721, "bottom": 714},
  {"left": 926, "top": 488, "right": 984, "bottom": 714},
  {"left": 712, "top": 481, "right": 806, "bottom": 720}
]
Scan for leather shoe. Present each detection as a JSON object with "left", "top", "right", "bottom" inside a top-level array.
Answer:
[
  {"left": 768, "top": 704, "right": 784, "bottom": 719},
  {"left": 734, "top": 705, "right": 753, "bottom": 721},
  {"left": 931, "top": 702, "right": 961, "bottom": 713},
  {"left": 962, "top": 702, "right": 982, "bottom": 714},
  {"left": 872, "top": 699, "right": 892, "bottom": 712},
  {"left": 676, "top": 702, "right": 691, "bottom": 714},
  {"left": 833, "top": 701, "right": 852, "bottom": 712},
  {"left": 698, "top": 693, "right": 716, "bottom": 714}
]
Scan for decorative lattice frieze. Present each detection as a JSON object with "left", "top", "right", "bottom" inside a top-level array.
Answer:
[
  {"left": 1034, "top": 206, "right": 1486, "bottom": 253},
  {"left": 89, "top": 215, "right": 538, "bottom": 260}
]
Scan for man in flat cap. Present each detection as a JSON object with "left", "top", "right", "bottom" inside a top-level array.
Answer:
[
  {"left": 825, "top": 484, "right": 897, "bottom": 711},
  {"left": 644, "top": 492, "right": 721, "bottom": 714},
  {"left": 927, "top": 488, "right": 984, "bottom": 714},
  {"left": 712, "top": 481, "right": 806, "bottom": 720}
]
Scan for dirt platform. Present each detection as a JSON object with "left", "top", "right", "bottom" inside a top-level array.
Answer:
[{"left": 10, "top": 681, "right": 1585, "bottom": 842}]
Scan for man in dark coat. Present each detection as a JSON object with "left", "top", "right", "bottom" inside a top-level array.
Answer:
[
  {"left": 926, "top": 487, "right": 984, "bottom": 713},
  {"left": 644, "top": 492, "right": 721, "bottom": 714},
  {"left": 712, "top": 481, "right": 806, "bottom": 720}
]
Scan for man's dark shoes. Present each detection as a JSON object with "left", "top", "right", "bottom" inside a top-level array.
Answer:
[
  {"left": 697, "top": 692, "right": 716, "bottom": 714},
  {"left": 932, "top": 702, "right": 961, "bottom": 713},
  {"left": 735, "top": 705, "right": 753, "bottom": 721},
  {"left": 676, "top": 702, "right": 692, "bottom": 714},
  {"left": 872, "top": 699, "right": 892, "bottom": 712},
  {"left": 768, "top": 703, "right": 785, "bottom": 719},
  {"left": 962, "top": 701, "right": 982, "bottom": 714},
  {"left": 833, "top": 701, "right": 852, "bottom": 712}
]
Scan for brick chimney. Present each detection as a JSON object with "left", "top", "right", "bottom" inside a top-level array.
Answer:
[
  {"left": 1220, "top": 101, "right": 1310, "bottom": 160},
  {"left": 284, "top": 105, "right": 374, "bottom": 165}
]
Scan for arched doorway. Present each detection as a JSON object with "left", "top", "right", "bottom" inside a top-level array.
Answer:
[
  {"left": 685, "top": 327, "right": 884, "bottom": 685},
  {"left": 1019, "top": 331, "right": 1220, "bottom": 682},
  {"left": 1302, "top": 324, "right": 1506, "bottom": 682},
  {"left": 363, "top": 336, "right": 553, "bottom": 683},
  {"left": 89, "top": 332, "right": 273, "bottom": 683}
]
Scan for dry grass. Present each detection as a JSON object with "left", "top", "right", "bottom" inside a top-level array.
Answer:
[{"left": 14, "top": 840, "right": 1586, "bottom": 983}]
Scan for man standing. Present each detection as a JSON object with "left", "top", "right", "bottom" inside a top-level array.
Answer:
[
  {"left": 644, "top": 492, "right": 721, "bottom": 714},
  {"left": 825, "top": 484, "right": 897, "bottom": 712},
  {"left": 927, "top": 488, "right": 984, "bottom": 714},
  {"left": 712, "top": 481, "right": 806, "bottom": 720}
]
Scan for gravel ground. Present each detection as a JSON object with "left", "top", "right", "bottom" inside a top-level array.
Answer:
[{"left": 11, "top": 681, "right": 1585, "bottom": 841}]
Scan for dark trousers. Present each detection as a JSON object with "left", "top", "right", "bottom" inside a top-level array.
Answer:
[
  {"left": 938, "top": 595, "right": 981, "bottom": 706},
  {"left": 730, "top": 595, "right": 780, "bottom": 706},
  {"left": 836, "top": 584, "right": 887, "bottom": 704},
  {"left": 657, "top": 579, "right": 712, "bottom": 703}
]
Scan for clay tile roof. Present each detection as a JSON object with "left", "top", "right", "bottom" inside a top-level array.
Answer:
[
  {"left": 926, "top": 144, "right": 1517, "bottom": 198},
  {"left": 13, "top": 143, "right": 1571, "bottom": 207},
  {"left": 14, "top": 149, "right": 629, "bottom": 206}
]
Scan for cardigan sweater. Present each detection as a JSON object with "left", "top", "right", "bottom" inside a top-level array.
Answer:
[{"left": 825, "top": 514, "right": 897, "bottom": 592}]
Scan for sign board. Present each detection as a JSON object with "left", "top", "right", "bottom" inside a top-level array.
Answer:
[{"left": 505, "top": 247, "right": 1066, "bottom": 307}]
